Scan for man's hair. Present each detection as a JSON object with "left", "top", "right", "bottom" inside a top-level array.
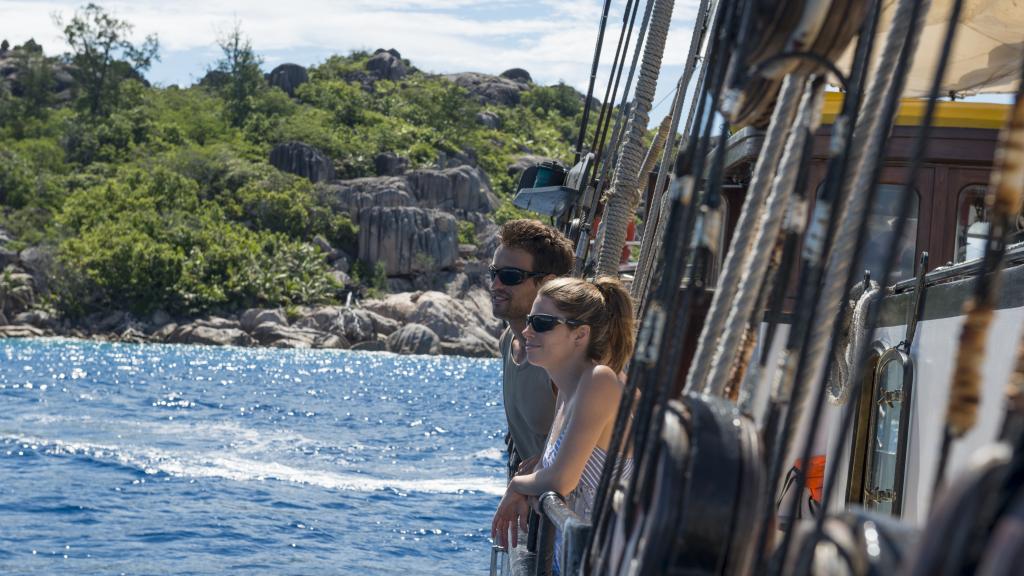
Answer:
[{"left": 499, "top": 219, "right": 574, "bottom": 277}]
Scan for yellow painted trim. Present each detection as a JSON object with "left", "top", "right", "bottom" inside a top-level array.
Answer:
[{"left": 821, "top": 91, "right": 1010, "bottom": 129}]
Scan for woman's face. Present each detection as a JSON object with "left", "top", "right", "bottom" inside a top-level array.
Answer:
[{"left": 522, "top": 295, "right": 584, "bottom": 370}]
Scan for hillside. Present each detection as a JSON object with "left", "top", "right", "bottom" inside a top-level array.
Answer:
[{"left": 0, "top": 26, "right": 595, "bottom": 354}]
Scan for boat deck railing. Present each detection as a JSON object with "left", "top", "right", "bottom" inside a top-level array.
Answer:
[{"left": 531, "top": 491, "right": 591, "bottom": 576}]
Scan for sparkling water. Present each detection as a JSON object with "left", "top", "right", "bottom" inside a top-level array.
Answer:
[{"left": 0, "top": 338, "right": 506, "bottom": 574}]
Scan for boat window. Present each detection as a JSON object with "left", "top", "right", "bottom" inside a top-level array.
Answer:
[
  {"left": 857, "top": 184, "right": 919, "bottom": 284},
  {"left": 812, "top": 183, "right": 919, "bottom": 283},
  {"left": 955, "top": 185, "right": 990, "bottom": 263},
  {"left": 863, "top": 348, "right": 913, "bottom": 517}
]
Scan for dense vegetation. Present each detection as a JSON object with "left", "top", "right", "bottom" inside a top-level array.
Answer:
[{"left": 0, "top": 5, "right": 590, "bottom": 320}]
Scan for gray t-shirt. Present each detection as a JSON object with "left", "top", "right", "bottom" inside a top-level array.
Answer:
[{"left": 501, "top": 327, "right": 556, "bottom": 467}]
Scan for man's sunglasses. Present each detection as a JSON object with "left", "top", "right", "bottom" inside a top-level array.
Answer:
[
  {"left": 526, "top": 314, "right": 585, "bottom": 333},
  {"left": 489, "top": 266, "right": 548, "bottom": 286}
]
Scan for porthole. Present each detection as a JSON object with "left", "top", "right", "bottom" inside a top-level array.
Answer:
[{"left": 862, "top": 347, "right": 914, "bottom": 517}]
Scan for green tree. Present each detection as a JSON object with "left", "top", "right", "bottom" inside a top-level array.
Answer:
[
  {"left": 12, "top": 47, "right": 54, "bottom": 120},
  {"left": 213, "top": 23, "right": 264, "bottom": 127},
  {"left": 57, "top": 3, "right": 159, "bottom": 117}
]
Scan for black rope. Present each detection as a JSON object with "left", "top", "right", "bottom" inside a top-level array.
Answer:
[
  {"left": 775, "top": 0, "right": 952, "bottom": 572},
  {"left": 594, "top": 2, "right": 741, "bottom": 572},
  {"left": 575, "top": 0, "right": 614, "bottom": 165},
  {"left": 751, "top": 0, "right": 882, "bottom": 571},
  {"left": 586, "top": 0, "right": 740, "bottom": 570},
  {"left": 589, "top": 0, "right": 641, "bottom": 177},
  {"left": 584, "top": 0, "right": 716, "bottom": 568},
  {"left": 578, "top": 0, "right": 656, "bottom": 271}
]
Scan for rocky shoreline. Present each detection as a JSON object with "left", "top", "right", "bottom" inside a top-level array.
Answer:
[{"left": 0, "top": 282, "right": 502, "bottom": 358}]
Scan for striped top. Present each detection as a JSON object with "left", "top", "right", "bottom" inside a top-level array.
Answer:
[{"left": 541, "top": 425, "right": 633, "bottom": 574}]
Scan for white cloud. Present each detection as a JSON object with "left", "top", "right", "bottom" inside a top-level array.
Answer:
[{"left": 0, "top": 0, "right": 702, "bottom": 92}]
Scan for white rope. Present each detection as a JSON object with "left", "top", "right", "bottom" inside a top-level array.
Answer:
[
  {"left": 684, "top": 73, "right": 805, "bottom": 394},
  {"left": 705, "top": 77, "right": 825, "bottom": 398},
  {"left": 633, "top": 0, "right": 715, "bottom": 307},
  {"left": 597, "top": 0, "right": 676, "bottom": 277},
  {"left": 826, "top": 280, "right": 881, "bottom": 405},
  {"left": 789, "top": 0, "right": 932, "bottom": 416}
]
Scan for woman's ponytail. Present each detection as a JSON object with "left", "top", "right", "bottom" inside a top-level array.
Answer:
[{"left": 592, "top": 276, "right": 636, "bottom": 374}]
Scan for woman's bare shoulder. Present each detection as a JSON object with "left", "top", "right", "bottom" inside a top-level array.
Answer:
[{"left": 583, "top": 364, "right": 623, "bottom": 394}]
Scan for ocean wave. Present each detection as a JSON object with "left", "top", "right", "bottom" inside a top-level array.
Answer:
[{"left": 1, "top": 434, "right": 505, "bottom": 496}]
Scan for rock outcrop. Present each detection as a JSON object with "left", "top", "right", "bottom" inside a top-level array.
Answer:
[
  {"left": 374, "top": 152, "right": 409, "bottom": 176},
  {"left": 0, "top": 265, "right": 36, "bottom": 319},
  {"left": 240, "top": 308, "right": 288, "bottom": 332},
  {"left": 18, "top": 246, "right": 53, "bottom": 294},
  {"left": 387, "top": 323, "right": 440, "bottom": 355},
  {"left": 357, "top": 207, "right": 459, "bottom": 276},
  {"left": 268, "top": 63, "right": 309, "bottom": 97},
  {"left": 320, "top": 165, "right": 497, "bottom": 218},
  {"left": 0, "top": 40, "right": 77, "bottom": 104},
  {"left": 405, "top": 165, "right": 500, "bottom": 213},
  {"left": 319, "top": 176, "right": 413, "bottom": 215},
  {"left": 366, "top": 49, "right": 408, "bottom": 82},
  {"left": 500, "top": 68, "right": 533, "bottom": 84},
  {"left": 362, "top": 288, "right": 500, "bottom": 357},
  {"left": 269, "top": 142, "right": 335, "bottom": 183},
  {"left": 167, "top": 320, "right": 255, "bottom": 347},
  {"left": 0, "top": 324, "right": 45, "bottom": 338},
  {"left": 444, "top": 72, "right": 527, "bottom": 107},
  {"left": 475, "top": 111, "right": 502, "bottom": 129}
]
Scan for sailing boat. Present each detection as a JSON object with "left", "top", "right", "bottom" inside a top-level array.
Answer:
[{"left": 501, "top": 0, "right": 1024, "bottom": 574}]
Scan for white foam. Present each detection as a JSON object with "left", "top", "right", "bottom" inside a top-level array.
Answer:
[{"left": 1, "top": 433, "right": 506, "bottom": 496}]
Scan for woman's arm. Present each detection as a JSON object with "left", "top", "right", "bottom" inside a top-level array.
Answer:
[{"left": 509, "top": 365, "right": 622, "bottom": 497}]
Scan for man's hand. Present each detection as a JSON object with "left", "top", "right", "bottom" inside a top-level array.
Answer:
[
  {"left": 491, "top": 488, "right": 530, "bottom": 549},
  {"left": 516, "top": 455, "right": 540, "bottom": 476}
]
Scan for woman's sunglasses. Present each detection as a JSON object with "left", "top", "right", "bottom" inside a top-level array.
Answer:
[
  {"left": 526, "top": 314, "right": 585, "bottom": 333},
  {"left": 489, "top": 266, "right": 548, "bottom": 286}
]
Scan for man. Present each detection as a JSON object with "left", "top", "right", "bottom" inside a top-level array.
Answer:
[{"left": 490, "top": 219, "right": 574, "bottom": 572}]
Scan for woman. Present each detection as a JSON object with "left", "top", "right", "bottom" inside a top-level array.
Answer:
[{"left": 491, "top": 276, "right": 635, "bottom": 573}]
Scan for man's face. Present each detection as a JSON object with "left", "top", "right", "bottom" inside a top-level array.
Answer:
[{"left": 490, "top": 245, "right": 541, "bottom": 322}]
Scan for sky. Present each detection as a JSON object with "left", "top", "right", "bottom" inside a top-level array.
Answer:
[{"left": 1, "top": 0, "right": 704, "bottom": 122}]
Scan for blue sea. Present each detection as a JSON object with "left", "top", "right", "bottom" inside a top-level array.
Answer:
[{"left": 0, "top": 338, "right": 507, "bottom": 575}]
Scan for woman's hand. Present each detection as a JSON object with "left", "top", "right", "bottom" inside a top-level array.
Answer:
[{"left": 491, "top": 487, "right": 530, "bottom": 549}]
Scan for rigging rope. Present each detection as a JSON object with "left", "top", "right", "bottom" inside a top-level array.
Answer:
[
  {"left": 576, "top": 0, "right": 653, "bottom": 274},
  {"left": 684, "top": 73, "right": 804, "bottom": 394},
  {"left": 574, "top": 0, "right": 614, "bottom": 165},
  {"left": 784, "top": 0, "right": 931, "bottom": 459},
  {"left": 596, "top": 0, "right": 676, "bottom": 277},
  {"left": 631, "top": 0, "right": 715, "bottom": 304},
  {"left": 705, "top": 77, "right": 824, "bottom": 397},
  {"left": 588, "top": 0, "right": 638, "bottom": 174}
]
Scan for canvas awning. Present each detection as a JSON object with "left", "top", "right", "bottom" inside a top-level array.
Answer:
[{"left": 843, "top": 0, "right": 1023, "bottom": 97}]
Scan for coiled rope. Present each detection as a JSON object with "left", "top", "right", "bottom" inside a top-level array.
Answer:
[
  {"left": 705, "top": 76, "right": 825, "bottom": 397},
  {"left": 826, "top": 280, "right": 881, "bottom": 405},
  {"left": 596, "top": 0, "right": 676, "bottom": 277}
]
